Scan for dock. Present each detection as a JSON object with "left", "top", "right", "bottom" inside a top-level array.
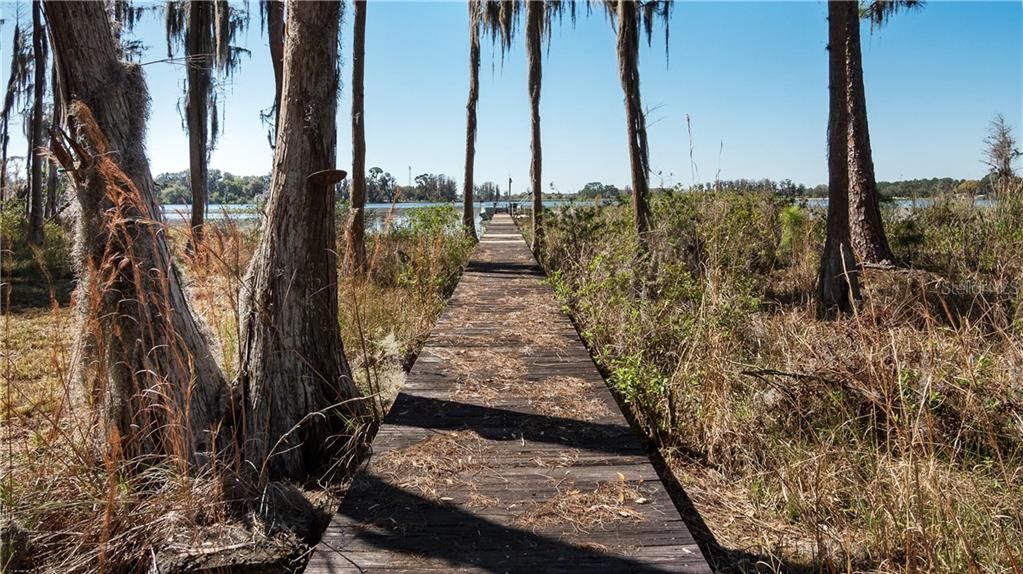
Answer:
[{"left": 306, "top": 214, "right": 711, "bottom": 573}]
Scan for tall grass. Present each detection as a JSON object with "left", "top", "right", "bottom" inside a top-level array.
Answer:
[
  {"left": 537, "top": 186, "right": 1022, "bottom": 573},
  {"left": 0, "top": 203, "right": 473, "bottom": 572}
]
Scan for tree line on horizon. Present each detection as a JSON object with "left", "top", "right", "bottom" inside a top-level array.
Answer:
[
  {"left": 148, "top": 170, "right": 1003, "bottom": 206},
  {"left": 151, "top": 168, "right": 506, "bottom": 205},
  {"left": 2, "top": 158, "right": 994, "bottom": 212},
  {"left": 581, "top": 176, "right": 1000, "bottom": 199}
]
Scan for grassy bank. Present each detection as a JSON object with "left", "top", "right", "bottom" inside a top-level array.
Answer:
[
  {"left": 534, "top": 190, "right": 1022, "bottom": 573},
  {"left": 0, "top": 204, "right": 474, "bottom": 572}
]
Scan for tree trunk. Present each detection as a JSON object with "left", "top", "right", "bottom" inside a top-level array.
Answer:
[
  {"left": 44, "top": 158, "right": 57, "bottom": 218},
  {"left": 45, "top": 60, "right": 59, "bottom": 219},
  {"left": 845, "top": 3, "right": 894, "bottom": 266},
  {"left": 44, "top": 0, "right": 228, "bottom": 464},
  {"left": 817, "top": 0, "right": 861, "bottom": 316},
  {"left": 235, "top": 0, "right": 366, "bottom": 482},
  {"left": 267, "top": 0, "right": 285, "bottom": 134},
  {"left": 1, "top": 117, "right": 8, "bottom": 201},
  {"left": 186, "top": 0, "right": 212, "bottom": 249},
  {"left": 615, "top": 1, "right": 652, "bottom": 250},
  {"left": 1, "top": 57, "right": 9, "bottom": 202},
  {"left": 346, "top": 0, "right": 368, "bottom": 273},
  {"left": 526, "top": 0, "right": 543, "bottom": 256},
  {"left": 24, "top": 136, "right": 33, "bottom": 208},
  {"left": 461, "top": 3, "right": 480, "bottom": 243},
  {"left": 27, "top": 0, "right": 45, "bottom": 246}
]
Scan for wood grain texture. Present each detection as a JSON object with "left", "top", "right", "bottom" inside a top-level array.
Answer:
[{"left": 306, "top": 215, "right": 710, "bottom": 573}]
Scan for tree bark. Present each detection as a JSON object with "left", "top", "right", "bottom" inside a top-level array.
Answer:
[
  {"left": 1, "top": 118, "right": 8, "bottom": 202},
  {"left": 526, "top": 0, "right": 543, "bottom": 256},
  {"left": 817, "top": 0, "right": 861, "bottom": 316},
  {"left": 267, "top": 0, "right": 285, "bottom": 134},
  {"left": 186, "top": 0, "right": 212, "bottom": 249},
  {"left": 44, "top": 0, "right": 228, "bottom": 463},
  {"left": 44, "top": 160, "right": 57, "bottom": 218},
  {"left": 235, "top": 0, "right": 366, "bottom": 482},
  {"left": 27, "top": 0, "right": 45, "bottom": 246},
  {"left": 615, "top": 0, "right": 652, "bottom": 250},
  {"left": 461, "top": 3, "right": 481, "bottom": 243},
  {"left": 845, "top": 3, "right": 894, "bottom": 266},
  {"left": 346, "top": 0, "right": 368, "bottom": 272},
  {"left": 1, "top": 38, "right": 10, "bottom": 203},
  {"left": 45, "top": 60, "right": 59, "bottom": 219},
  {"left": 462, "top": 5, "right": 480, "bottom": 241},
  {"left": 24, "top": 135, "right": 33, "bottom": 208}
]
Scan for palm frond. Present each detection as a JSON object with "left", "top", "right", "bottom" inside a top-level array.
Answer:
[
  {"left": 165, "top": 1, "right": 186, "bottom": 57},
  {"left": 167, "top": 1, "right": 250, "bottom": 145},
  {"left": 542, "top": 0, "right": 577, "bottom": 42},
  {"left": 861, "top": 0, "right": 923, "bottom": 27},
  {"left": 476, "top": 0, "right": 520, "bottom": 55},
  {"left": 2, "top": 25, "right": 33, "bottom": 121},
  {"left": 108, "top": 0, "right": 146, "bottom": 33},
  {"left": 214, "top": 0, "right": 250, "bottom": 74},
  {"left": 258, "top": 0, "right": 276, "bottom": 35},
  {"left": 598, "top": 1, "right": 673, "bottom": 62}
]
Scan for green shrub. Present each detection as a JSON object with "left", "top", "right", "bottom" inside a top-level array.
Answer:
[
  {"left": 778, "top": 203, "right": 808, "bottom": 251},
  {"left": 40, "top": 221, "right": 72, "bottom": 275},
  {"left": 0, "top": 199, "right": 74, "bottom": 279}
]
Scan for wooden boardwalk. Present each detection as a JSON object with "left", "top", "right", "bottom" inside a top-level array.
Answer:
[{"left": 307, "top": 215, "right": 710, "bottom": 573}]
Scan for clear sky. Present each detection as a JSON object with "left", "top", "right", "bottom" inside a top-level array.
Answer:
[{"left": 1, "top": 0, "right": 1020, "bottom": 192}]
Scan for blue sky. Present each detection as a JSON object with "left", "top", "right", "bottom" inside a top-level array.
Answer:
[{"left": 1, "top": 0, "right": 1020, "bottom": 192}]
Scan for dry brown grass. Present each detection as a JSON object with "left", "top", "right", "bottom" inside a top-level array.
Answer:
[
  {"left": 513, "top": 478, "right": 648, "bottom": 532},
  {"left": 373, "top": 430, "right": 492, "bottom": 498},
  {"left": 527, "top": 449, "right": 582, "bottom": 469},
  {"left": 452, "top": 373, "right": 520, "bottom": 405},
  {"left": 443, "top": 348, "right": 527, "bottom": 407},
  {"left": 437, "top": 348, "right": 526, "bottom": 381},
  {"left": 442, "top": 274, "right": 570, "bottom": 355},
  {"left": 528, "top": 376, "right": 610, "bottom": 421},
  {"left": 0, "top": 306, "right": 70, "bottom": 420}
]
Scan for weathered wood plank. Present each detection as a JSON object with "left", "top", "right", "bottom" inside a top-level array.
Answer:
[{"left": 306, "top": 215, "right": 710, "bottom": 573}]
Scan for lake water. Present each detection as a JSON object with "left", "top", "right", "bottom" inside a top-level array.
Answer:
[
  {"left": 161, "top": 200, "right": 588, "bottom": 218},
  {"left": 161, "top": 196, "right": 995, "bottom": 229},
  {"left": 160, "top": 200, "right": 589, "bottom": 232}
]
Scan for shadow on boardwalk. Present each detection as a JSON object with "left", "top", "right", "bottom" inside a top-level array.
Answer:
[
  {"left": 321, "top": 474, "right": 687, "bottom": 573},
  {"left": 464, "top": 260, "right": 545, "bottom": 277},
  {"left": 383, "top": 393, "right": 639, "bottom": 455}
]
